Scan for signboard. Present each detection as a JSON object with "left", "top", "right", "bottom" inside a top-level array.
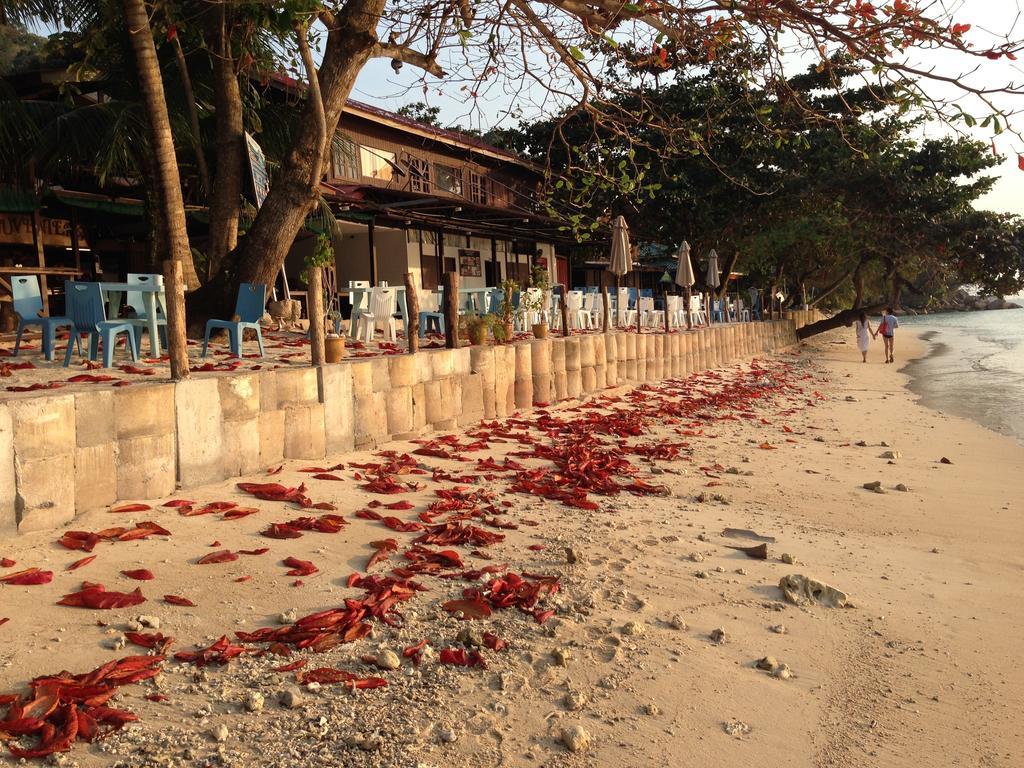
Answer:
[
  {"left": 246, "top": 132, "right": 271, "bottom": 208},
  {"left": 0, "top": 214, "right": 89, "bottom": 248},
  {"left": 458, "top": 248, "right": 481, "bottom": 277}
]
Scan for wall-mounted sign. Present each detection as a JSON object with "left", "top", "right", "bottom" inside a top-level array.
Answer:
[
  {"left": 459, "top": 248, "right": 481, "bottom": 277},
  {"left": 0, "top": 214, "right": 89, "bottom": 248},
  {"left": 245, "top": 132, "right": 271, "bottom": 208}
]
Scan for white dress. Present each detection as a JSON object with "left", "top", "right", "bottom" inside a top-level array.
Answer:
[{"left": 855, "top": 320, "right": 871, "bottom": 353}]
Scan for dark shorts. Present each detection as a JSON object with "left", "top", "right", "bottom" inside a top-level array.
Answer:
[{"left": 882, "top": 333, "right": 893, "bottom": 339}]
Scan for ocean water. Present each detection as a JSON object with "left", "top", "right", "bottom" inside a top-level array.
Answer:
[{"left": 901, "top": 305, "right": 1024, "bottom": 444}]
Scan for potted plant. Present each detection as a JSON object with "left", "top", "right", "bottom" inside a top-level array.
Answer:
[
  {"left": 498, "top": 278, "right": 517, "bottom": 341},
  {"left": 463, "top": 313, "right": 492, "bottom": 346},
  {"left": 324, "top": 332, "right": 345, "bottom": 363},
  {"left": 527, "top": 265, "right": 550, "bottom": 339}
]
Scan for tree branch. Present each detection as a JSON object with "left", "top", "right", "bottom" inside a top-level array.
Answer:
[{"left": 370, "top": 42, "right": 446, "bottom": 77}]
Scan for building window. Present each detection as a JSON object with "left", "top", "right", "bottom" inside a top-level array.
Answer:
[
  {"left": 435, "top": 164, "right": 462, "bottom": 196},
  {"left": 409, "top": 157, "right": 431, "bottom": 193},
  {"left": 469, "top": 172, "right": 489, "bottom": 205},
  {"left": 331, "top": 134, "right": 359, "bottom": 179},
  {"left": 360, "top": 147, "right": 396, "bottom": 182}
]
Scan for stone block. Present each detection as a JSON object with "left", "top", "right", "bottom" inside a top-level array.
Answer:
[
  {"left": 258, "top": 369, "right": 278, "bottom": 411},
  {"left": 258, "top": 409, "right": 286, "bottom": 469},
  {"left": 74, "top": 390, "right": 114, "bottom": 448},
  {"left": 319, "top": 365, "right": 354, "bottom": 455},
  {"left": 532, "top": 373, "right": 551, "bottom": 405},
  {"left": 595, "top": 364, "right": 608, "bottom": 390},
  {"left": 113, "top": 383, "right": 175, "bottom": 440},
  {"left": 457, "top": 374, "right": 485, "bottom": 426},
  {"left": 10, "top": 395, "right": 76, "bottom": 459},
  {"left": 74, "top": 443, "right": 117, "bottom": 513},
  {"left": 276, "top": 367, "right": 320, "bottom": 406},
  {"left": 515, "top": 374, "right": 534, "bottom": 410},
  {"left": 553, "top": 372, "right": 568, "bottom": 402},
  {"left": 222, "top": 418, "right": 261, "bottom": 477},
  {"left": 514, "top": 343, "right": 533, "bottom": 409},
  {"left": 430, "top": 349, "right": 455, "bottom": 379},
  {"left": 0, "top": 405, "right": 15, "bottom": 535},
  {"left": 283, "top": 403, "right": 326, "bottom": 460},
  {"left": 353, "top": 392, "right": 388, "bottom": 448},
  {"left": 414, "top": 353, "right": 434, "bottom": 385},
  {"left": 530, "top": 338, "right": 551, "bottom": 375},
  {"left": 564, "top": 338, "right": 581, "bottom": 371},
  {"left": 550, "top": 338, "right": 566, "bottom": 374},
  {"left": 388, "top": 355, "right": 418, "bottom": 388},
  {"left": 15, "top": 453, "right": 75, "bottom": 532},
  {"left": 175, "top": 378, "right": 225, "bottom": 489},
  {"left": 349, "top": 360, "right": 374, "bottom": 397},
  {"left": 386, "top": 386, "right": 414, "bottom": 436},
  {"left": 470, "top": 346, "right": 496, "bottom": 419},
  {"left": 410, "top": 383, "right": 428, "bottom": 431},
  {"left": 566, "top": 369, "right": 583, "bottom": 399},
  {"left": 218, "top": 374, "right": 260, "bottom": 421},
  {"left": 368, "top": 358, "right": 392, "bottom": 394},
  {"left": 581, "top": 366, "right": 597, "bottom": 393},
  {"left": 452, "top": 348, "right": 472, "bottom": 376},
  {"left": 593, "top": 335, "right": 607, "bottom": 367},
  {"left": 579, "top": 336, "right": 596, "bottom": 368},
  {"left": 116, "top": 432, "right": 176, "bottom": 501}
]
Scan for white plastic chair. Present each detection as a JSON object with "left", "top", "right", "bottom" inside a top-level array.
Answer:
[
  {"left": 356, "top": 287, "right": 397, "bottom": 343},
  {"left": 736, "top": 298, "right": 751, "bottom": 322},
  {"left": 665, "top": 295, "right": 681, "bottom": 329},
  {"left": 689, "top": 295, "right": 706, "bottom": 326},
  {"left": 565, "top": 290, "right": 592, "bottom": 330},
  {"left": 638, "top": 296, "right": 664, "bottom": 328},
  {"left": 616, "top": 288, "right": 637, "bottom": 328},
  {"left": 583, "top": 292, "right": 602, "bottom": 328},
  {"left": 348, "top": 280, "right": 371, "bottom": 338}
]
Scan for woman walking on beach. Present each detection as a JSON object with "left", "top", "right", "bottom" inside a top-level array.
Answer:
[
  {"left": 855, "top": 311, "right": 876, "bottom": 362},
  {"left": 878, "top": 307, "right": 900, "bottom": 364}
]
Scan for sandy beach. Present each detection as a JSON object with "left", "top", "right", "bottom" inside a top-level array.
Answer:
[{"left": 0, "top": 327, "right": 1021, "bottom": 768}]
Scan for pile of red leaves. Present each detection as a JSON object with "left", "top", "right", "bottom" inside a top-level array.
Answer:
[
  {"left": 392, "top": 545, "right": 463, "bottom": 577},
  {"left": 0, "top": 568, "right": 53, "bottom": 586},
  {"left": 260, "top": 514, "right": 347, "bottom": 539},
  {"left": 413, "top": 522, "right": 505, "bottom": 548},
  {"left": 236, "top": 482, "right": 335, "bottom": 510},
  {"left": 446, "top": 572, "right": 559, "bottom": 624},
  {"left": 0, "top": 655, "right": 162, "bottom": 758},
  {"left": 174, "top": 636, "right": 249, "bottom": 667},
  {"left": 295, "top": 668, "right": 387, "bottom": 689},
  {"left": 58, "top": 522, "right": 171, "bottom": 553}
]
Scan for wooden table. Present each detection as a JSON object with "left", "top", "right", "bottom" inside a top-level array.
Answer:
[{"left": 98, "top": 281, "right": 167, "bottom": 357}]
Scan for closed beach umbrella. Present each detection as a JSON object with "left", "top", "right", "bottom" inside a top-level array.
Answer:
[
  {"left": 608, "top": 215, "right": 632, "bottom": 286},
  {"left": 674, "top": 240, "right": 695, "bottom": 288},
  {"left": 706, "top": 249, "right": 721, "bottom": 290}
]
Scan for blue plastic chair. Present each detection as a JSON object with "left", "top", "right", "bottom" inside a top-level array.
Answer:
[
  {"left": 202, "top": 282, "right": 266, "bottom": 357},
  {"left": 639, "top": 288, "right": 653, "bottom": 299},
  {"left": 627, "top": 287, "right": 639, "bottom": 309},
  {"left": 418, "top": 288, "right": 445, "bottom": 338},
  {"left": 12, "top": 275, "right": 77, "bottom": 361},
  {"left": 62, "top": 281, "right": 139, "bottom": 368},
  {"left": 711, "top": 299, "right": 726, "bottom": 323},
  {"left": 485, "top": 288, "right": 502, "bottom": 315}
]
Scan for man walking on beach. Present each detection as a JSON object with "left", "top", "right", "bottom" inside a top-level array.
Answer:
[{"left": 878, "top": 307, "right": 899, "bottom": 364}]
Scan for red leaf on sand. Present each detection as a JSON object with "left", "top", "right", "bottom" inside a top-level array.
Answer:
[
  {"left": 163, "top": 594, "right": 196, "bottom": 607},
  {"left": 483, "top": 632, "right": 506, "bottom": 651},
  {"left": 366, "top": 539, "right": 398, "bottom": 571},
  {"left": 534, "top": 609, "right": 556, "bottom": 624},
  {"left": 311, "top": 473, "right": 343, "bottom": 481},
  {"left": 266, "top": 465, "right": 283, "bottom": 475},
  {"left": 209, "top": 541, "right": 220, "bottom": 547},
  {"left": 238, "top": 548, "right": 269, "bottom": 556},
  {"left": 381, "top": 516, "right": 423, "bottom": 533},
  {"left": 125, "top": 632, "right": 174, "bottom": 652},
  {"left": 197, "top": 550, "right": 238, "bottom": 565},
  {"left": 402, "top": 638, "right": 428, "bottom": 664},
  {"left": 6, "top": 382, "right": 65, "bottom": 392},
  {"left": 67, "top": 556, "right": 97, "bottom": 571},
  {"left": 1, "top": 557, "right": 14, "bottom": 567},
  {"left": 0, "top": 617, "right": 8, "bottom": 628},
  {"left": 235, "top": 575, "right": 251, "bottom": 583},
  {"left": 117, "top": 365, "right": 155, "bottom": 375},
  {"left": 0, "top": 567, "right": 54, "bottom": 585},
  {"left": 174, "top": 636, "right": 247, "bottom": 666},
  {"left": 282, "top": 557, "right": 318, "bottom": 577},
  {"left": 221, "top": 507, "right": 258, "bottom": 520},
  {"left": 67, "top": 373, "right": 117, "bottom": 383},
  {"left": 58, "top": 583, "right": 146, "bottom": 609},
  {"left": 109, "top": 503, "right": 151, "bottom": 514},
  {"left": 162, "top": 499, "right": 196, "bottom": 508},
  {"left": 296, "top": 668, "right": 387, "bottom": 689},
  {"left": 439, "top": 648, "right": 487, "bottom": 668},
  {"left": 758, "top": 442, "right": 777, "bottom": 450},
  {"left": 442, "top": 597, "right": 492, "bottom": 620},
  {"left": 179, "top": 501, "right": 237, "bottom": 517},
  {"left": 273, "top": 659, "right": 307, "bottom": 673},
  {"left": 526, "top": 544, "right": 545, "bottom": 551},
  {"left": 121, "top": 569, "right": 154, "bottom": 581},
  {"left": 384, "top": 500, "right": 414, "bottom": 511}
]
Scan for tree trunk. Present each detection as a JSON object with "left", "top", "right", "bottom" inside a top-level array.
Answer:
[
  {"left": 443, "top": 270, "right": 459, "bottom": 349},
  {"left": 809, "top": 267, "right": 853, "bottom": 308},
  {"left": 234, "top": 2, "right": 384, "bottom": 289},
  {"left": 205, "top": 0, "right": 243, "bottom": 281},
  {"left": 307, "top": 266, "right": 325, "bottom": 366},
  {"left": 171, "top": 33, "right": 211, "bottom": 197},
  {"left": 795, "top": 302, "right": 886, "bottom": 340},
  {"left": 124, "top": 0, "right": 192, "bottom": 376},
  {"left": 715, "top": 248, "right": 740, "bottom": 299},
  {"left": 405, "top": 271, "right": 419, "bottom": 353}
]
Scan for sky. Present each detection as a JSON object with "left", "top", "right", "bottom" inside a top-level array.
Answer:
[{"left": 350, "top": 0, "right": 1024, "bottom": 217}]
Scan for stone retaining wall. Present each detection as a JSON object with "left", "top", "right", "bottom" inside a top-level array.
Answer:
[{"left": 0, "top": 315, "right": 821, "bottom": 536}]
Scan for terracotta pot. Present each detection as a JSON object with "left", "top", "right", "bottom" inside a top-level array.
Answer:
[
  {"left": 467, "top": 325, "right": 488, "bottom": 346},
  {"left": 324, "top": 335, "right": 345, "bottom": 363},
  {"left": 501, "top": 322, "right": 514, "bottom": 342},
  {"left": 532, "top": 322, "right": 548, "bottom": 340}
]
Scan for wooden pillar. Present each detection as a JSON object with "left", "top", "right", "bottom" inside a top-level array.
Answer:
[
  {"left": 685, "top": 287, "right": 693, "bottom": 330},
  {"left": 490, "top": 237, "right": 498, "bottom": 284},
  {"left": 162, "top": 258, "right": 190, "bottom": 380},
  {"left": 30, "top": 207, "right": 49, "bottom": 316},
  {"left": 602, "top": 287, "right": 610, "bottom": 333},
  {"left": 367, "top": 218, "right": 378, "bottom": 285},
  {"left": 404, "top": 271, "right": 419, "bottom": 353},
  {"left": 560, "top": 291, "right": 570, "bottom": 337},
  {"left": 442, "top": 270, "right": 459, "bottom": 349},
  {"left": 307, "top": 266, "right": 325, "bottom": 366}
]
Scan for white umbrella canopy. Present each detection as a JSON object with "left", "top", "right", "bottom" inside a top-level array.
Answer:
[
  {"left": 608, "top": 215, "right": 632, "bottom": 279},
  {"left": 674, "top": 240, "right": 695, "bottom": 288},
  {"left": 706, "top": 249, "right": 721, "bottom": 289}
]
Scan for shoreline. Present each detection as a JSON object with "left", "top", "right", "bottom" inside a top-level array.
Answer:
[{"left": 0, "top": 329, "right": 1021, "bottom": 767}]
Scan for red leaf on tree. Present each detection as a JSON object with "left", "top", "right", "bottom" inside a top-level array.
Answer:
[
  {"left": 197, "top": 550, "right": 238, "bottom": 565},
  {"left": 120, "top": 569, "right": 154, "bottom": 581}
]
